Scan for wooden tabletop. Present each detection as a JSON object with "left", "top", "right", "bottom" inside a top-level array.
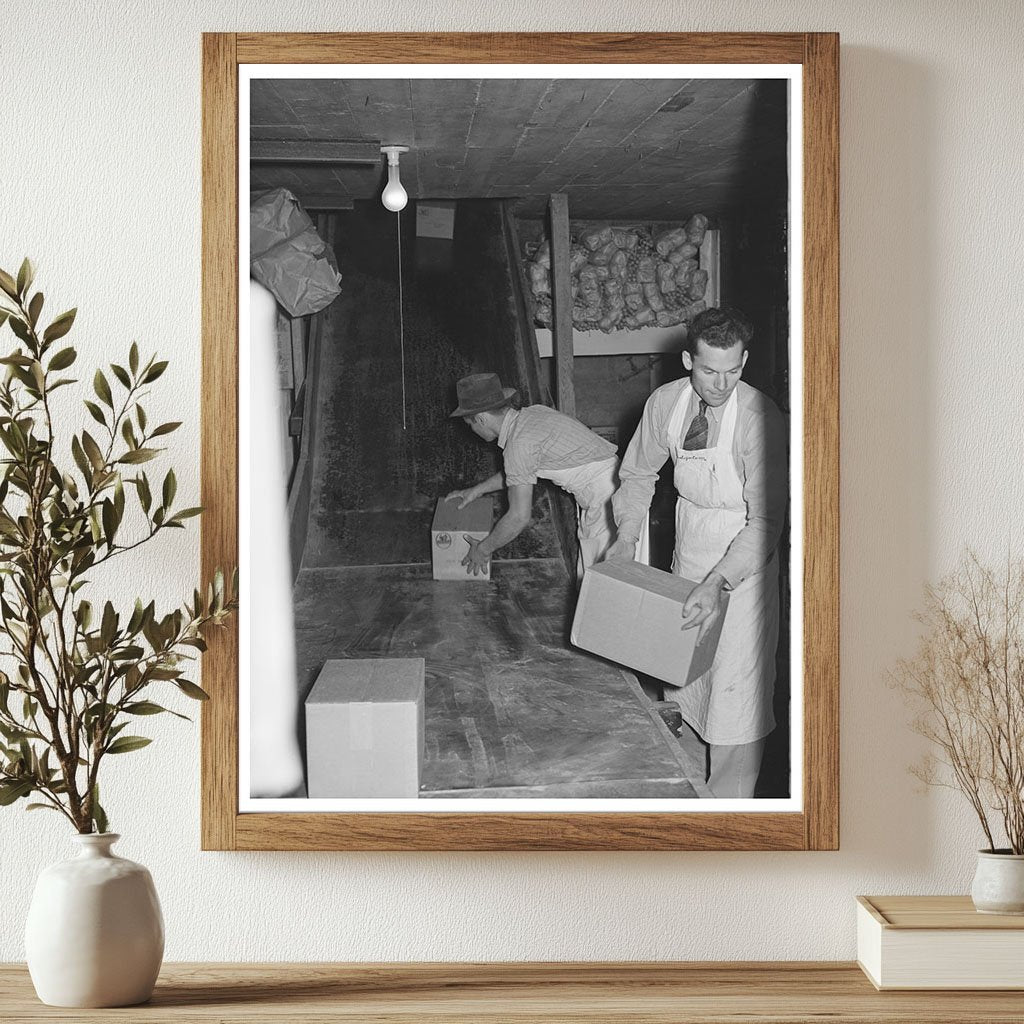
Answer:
[{"left": 3, "top": 962, "right": 1024, "bottom": 1022}]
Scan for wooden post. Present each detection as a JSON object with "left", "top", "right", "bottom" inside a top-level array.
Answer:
[
  {"left": 699, "top": 228, "right": 721, "bottom": 308},
  {"left": 548, "top": 193, "right": 575, "bottom": 416}
]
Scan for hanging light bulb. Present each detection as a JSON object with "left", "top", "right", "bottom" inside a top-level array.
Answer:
[{"left": 380, "top": 145, "right": 410, "bottom": 212}]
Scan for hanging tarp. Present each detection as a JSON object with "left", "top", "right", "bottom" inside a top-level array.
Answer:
[{"left": 250, "top": 188, "right": 342, "bottom": 317}]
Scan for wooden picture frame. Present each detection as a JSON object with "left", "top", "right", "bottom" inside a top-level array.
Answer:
[{"left": 201, "top": 32, "right": 838, "bottom": 851}]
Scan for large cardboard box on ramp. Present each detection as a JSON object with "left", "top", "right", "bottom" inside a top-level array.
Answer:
[
  {"left": 571, "top": 560, "right": 728, "bottom": 687},
  {"left": 305, "top": 658, "right": 424, "bottom": 798},
  {"left": 431, "top": 496, "right": 493, "bottom": 581}
]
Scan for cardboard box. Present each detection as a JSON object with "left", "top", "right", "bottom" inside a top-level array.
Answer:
[
  {"left": 570, "top": 560, "right": 728, "bottom": 687},
  {"left": 431, "top": 496, "right": 493, "bottom": 581},
  {"left": 304, "top": 658, "right": 424, "bottom": 799}
]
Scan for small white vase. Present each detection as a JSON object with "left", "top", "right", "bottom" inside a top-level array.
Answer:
[
  {"left": 971, "top": 849, "right": 1024, "bottom": 915},
  {"left": 25, "top": 833, "right": 164, "bottom": 1007}
]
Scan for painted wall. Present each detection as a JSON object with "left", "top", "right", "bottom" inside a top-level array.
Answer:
[{"left": 2, "top": 0, "right": 1022, "bottom": 961}]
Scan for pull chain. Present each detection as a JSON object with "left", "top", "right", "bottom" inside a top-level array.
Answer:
[{"left": 396, "top": 209, "right": 407, "bottom": 431}]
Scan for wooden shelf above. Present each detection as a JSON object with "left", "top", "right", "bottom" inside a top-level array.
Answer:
[{"left": 3, "top": 962, "right": 1023, "bottom": 1022}]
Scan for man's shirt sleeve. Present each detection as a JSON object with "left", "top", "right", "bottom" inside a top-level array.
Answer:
[
  {"left": 502, "top": 437, "right": 540, "bottom": 487},
  {"left": 612, "top": 387, "right": 672, "bottom": 541},
  {"left": 715, "top": 400, "right": 788, "bottom": 588}
]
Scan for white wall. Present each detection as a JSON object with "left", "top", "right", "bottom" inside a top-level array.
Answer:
[{"left": 2, "top": 0, "right": 1022, "bottom": 961}]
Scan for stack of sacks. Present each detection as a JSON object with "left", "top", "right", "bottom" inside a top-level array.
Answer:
[{"left": 525, "top": 214, "right": 710, "bottom": 334}]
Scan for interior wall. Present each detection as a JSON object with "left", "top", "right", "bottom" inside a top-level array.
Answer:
[{"left": 2, "top": 0, "right": 1023, "bottom": 962}]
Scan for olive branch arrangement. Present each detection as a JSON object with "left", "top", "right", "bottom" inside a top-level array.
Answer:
[
  {"left": 894, "top": 552, "right": 1024, "bottom": 853},
  {"left": 0, "top": 260, "right": 236, "bottom": 833}
]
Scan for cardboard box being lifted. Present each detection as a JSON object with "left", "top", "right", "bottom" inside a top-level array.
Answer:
[
  {"left": 431, "top": 496, "right": 493, "bottom": 581},
  {"left": 305, "top": 658, "right": 424, "bottom": 799},
  {"left": 570, "top": 560, "right": 728, "bottom": 687}
]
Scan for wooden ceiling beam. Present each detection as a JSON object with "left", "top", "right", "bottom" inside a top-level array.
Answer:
[{"left": 251, "top": 139, "right": 381, "bottom": 164}]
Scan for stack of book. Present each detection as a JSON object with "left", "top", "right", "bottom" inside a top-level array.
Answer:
[{"left": 857, "top": 895, "right": 1024, "bottom": 989}]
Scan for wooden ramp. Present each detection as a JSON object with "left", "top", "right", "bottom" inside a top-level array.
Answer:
[{"left": 294, "top": 559, "right": 705, "bottom": 798}]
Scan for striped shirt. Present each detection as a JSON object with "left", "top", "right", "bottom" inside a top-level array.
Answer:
[
  {"left": 498, "top": 406, "right": 617, "bottom": 487},
  {"left": 612, "top": 378, "right": 788, "bottom": 588}
]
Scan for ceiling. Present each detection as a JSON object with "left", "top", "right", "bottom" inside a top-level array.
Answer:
[{"left": 250, "top": 78, "right": 788, "bottom": 221}]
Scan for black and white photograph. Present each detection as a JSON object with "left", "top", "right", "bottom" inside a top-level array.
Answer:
[{"left": 239, "top": 64, "right": 801, "bottom": 811}]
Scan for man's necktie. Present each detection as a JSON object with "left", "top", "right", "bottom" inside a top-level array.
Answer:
[{"left": 682, "top": 399, "right": 709, "bottom": 450}]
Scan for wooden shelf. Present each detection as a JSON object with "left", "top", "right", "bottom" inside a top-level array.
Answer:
[{"left": 3, "top": 962, "right": 1023, "bottom": 1022}]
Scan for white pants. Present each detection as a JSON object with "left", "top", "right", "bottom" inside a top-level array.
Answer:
[{"left": 541, "top": 457, "right": 619, "bottom": 579}]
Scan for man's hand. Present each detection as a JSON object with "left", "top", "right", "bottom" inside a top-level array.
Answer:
[
  {"left": 461, "top": 535, "right": 491, "bottom": 576},
  {"left": 604, "top": 536, "right": 638, "bottom": 562},
  {"left": 445, "top": 487, "right": 477, "bottom": 510},
  {"left": 681, "top": 572, "right": 726, "bottom": 630}
]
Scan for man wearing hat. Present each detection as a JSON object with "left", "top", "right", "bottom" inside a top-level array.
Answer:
[{"left": 446, "top": 372, "right": 620, "bottom": 578}]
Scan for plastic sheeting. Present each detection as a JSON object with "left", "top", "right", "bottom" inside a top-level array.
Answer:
[{"left": 250, "top": 188, "right": 342, "bottom": 317}]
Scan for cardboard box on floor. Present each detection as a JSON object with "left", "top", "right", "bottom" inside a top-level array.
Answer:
[
  {"left": 571, "top": 561, "right": 728, "bottom": 687},
  {"left": 431, "top": 496, "right": 493, "bottom": 581},
  {"left": 305, "top": 658, "right": 424, "bottom": 799}
]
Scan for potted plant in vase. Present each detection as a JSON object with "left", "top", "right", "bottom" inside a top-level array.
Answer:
[
  {"left": 0, "top": 260, "right": 236, "bottom": 1006},
  {"left": 895, "top": 551, "right": 1024, "bottom": 913}
]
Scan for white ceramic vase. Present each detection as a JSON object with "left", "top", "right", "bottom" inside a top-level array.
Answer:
[
  {"left": 25, "top": 833, "right": 164, "bottom": 1007},
  {"left": 971, "top": 850, "right": 1024, "bottom": 915}
]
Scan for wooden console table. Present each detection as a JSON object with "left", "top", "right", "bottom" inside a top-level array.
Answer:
[{"left": 2, "top": 962, "right": 1022, "bottom": 1022}]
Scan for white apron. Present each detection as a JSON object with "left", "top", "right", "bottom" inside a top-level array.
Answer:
[
  {"left": 665, "top": 383, "right": 778, "bottom": 745},
  {"left": 541, "top": 456, "right": 618, "bottom": 577}
]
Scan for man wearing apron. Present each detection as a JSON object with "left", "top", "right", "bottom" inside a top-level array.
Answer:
[
  {"left": 609, "top": 308, "right": 788, "bottom": 799},
  {"left": 446, "top": 372, "right": 619, "bottom": 578}
]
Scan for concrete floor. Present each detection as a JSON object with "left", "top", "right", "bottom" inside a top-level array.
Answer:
[{"left": 294, "top": 559, "right": 704, "bottom": 798}]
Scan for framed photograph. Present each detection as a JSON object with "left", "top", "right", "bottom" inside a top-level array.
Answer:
[{"left": 201, "top": 32, "right": 838, "bottom": 850}]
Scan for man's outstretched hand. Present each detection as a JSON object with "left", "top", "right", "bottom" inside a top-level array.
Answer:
[
  {"left": 461, "top": 535, "right": 491, "bottom": 575},
  {"left": 445, "top": 488, "right": 476, "bottom": 510},
  {"left": 681, "top": 572, "right": 726, "bottom": 630}
]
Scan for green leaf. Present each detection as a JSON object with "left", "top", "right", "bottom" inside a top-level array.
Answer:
[
  {"left": 71, "top": 435, "right": 92, "bottom": 482},
  {"left": 83, "top": 400, "right": 107, "bottom": 427},
  {"left": 162, "top": 468, "right": 176, "bottom": 508},
  {"left": 91, "top": 785, "right": 108, "bottom": 834},
  {"left": 81, "top": 431, "right": 105, "bottom": 472},
  {"left": 118, "top": 448, "right": 158, "bottom": 465},
  {"left": 47, "top": 346, "right": 77, "bottom": 371},
  {"left": 176, "top": 679, "right": 210, "bottom": 701},
  {"left": 110, "top": 363, "right": 131, "bottom": 389},
  {"left": 124, "top": 701, "right": 169, "bottom": 716},
  {"left": 16, "top": 258, "right": 34, "bottom": 298},
  {"left": 8, "top": 317, "right": 31, "bottom": 345},
  {"left": 136, "top": 473, "right": 152, "bottom": 513},
  {"left": 105, "top": 735, "right": 152, "bottom": 755},
  {"left": 0, "top": 269, "right": 18, "bottom": 300},
  {"left": 121, "top": 418, "right": 137, "bottom": 450},
  {"left": 27, "top": 292, "right": 43, "bottom": 328},
  {"left": 142, "top": 361, "right": 168, "bottom": 384},
  {"left": 0, "top": 779, "right": 33, "bottom": 805},
  {"left": 100, "top": 601, "right": 117, "bottom": 647},
  {"left": 101, "top": 498, "right": 116, "bottom": 546},
  {"left": 0, "top": 310, "right": 9, "bottom": 331},
  {"left": 129, "top": 342, "right": 139, "bottom": 375},
  {"left": 136, "top": 404, "right": 147, "bottom": 432},
  {"left": 93, "top": 369, "right": 113, "bottom": 409},
  {"left": 168, "top": 507, "right": 202, "bottom": 524},
  {"left": 113, "top": 475, "right": 125, "bottom": 522},
  {"left": 26, "top": 803, "right": 61, "bottom": 813},
  {"left": 42, "top": 308, "right": 77, "bottom": 344},
  {"left": 150, "top": 421, "right": 182, "bottom": 438}
]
